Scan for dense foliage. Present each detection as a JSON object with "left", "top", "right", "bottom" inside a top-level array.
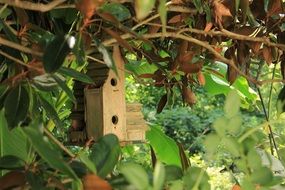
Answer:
[{"left": 1, "top": 0, "right": 285, "bottom": 189}]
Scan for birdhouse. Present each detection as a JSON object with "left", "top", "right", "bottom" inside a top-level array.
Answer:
[{"left": 69, "top": 47, "right": 148, "bottom": 144}]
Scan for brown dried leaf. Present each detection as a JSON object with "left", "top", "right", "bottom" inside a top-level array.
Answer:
[
  {"left": 213, "top": 0, "right": 232, "bottom": 24},
  {"left": 227, "top": 65, "right": 238, "bottom": 85},
  {"left": 267, "top": 0, "right": 283, "bottom": 17},
  {"left": 152, "top": 70, "right": 165, "bottom": 87},
  {"left": 182, "top": 86, "right": 196, "bottom": 106},
  {"left": 250, "top": 0, "right": 266, "bottom": 20},
  {"left": 138, "top": 73, "right": 155, "bottom": 78},
  {"left": 249, "top": 42, "right": 262, "bottom": 55},
  {"left": 179, "top": 51, "right": 194, "bottom": 64},
  {"left": 104, "top": 28, "right": 133, "bottom": 52},
  {"left": 262, "top": 46, "right": 272, "bottom": 65},
  {"left": 197, "top": 71, "right": 206, "bottom": 86},
  {"left": 179, "top": 62, "right": 203, "bottom": 74},
  {"left": 157, "top": 94, "right": 168, "bottom": 113},
  {"left": 83, "top": 174, "right": 112, "bottom": 190},
  {"left": 171, "top": 0, "right": 184, "bottom": 4},
  {"left": 232, "top": 184, "right": 241, "bottom": 190},
  {"left": 0, "top": 171, "right": 26, "bottom": 190},
  {"left": 204, "top": 22, "right": 213, "bottom": 32},
  {"left": 14, "top": 8, "right": 29, "bottom": 26},
  {"left": 234, "top": 26, "right": 258, "bottom": 36},
  {"left": 168, "top": 15, "right": 183, "bottom": 24}
]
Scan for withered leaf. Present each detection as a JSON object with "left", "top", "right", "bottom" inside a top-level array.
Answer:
[
  {"left": 197, "top": 71, "right": 206, "bottom": 86},
  {"left": 168, "top": 15, "right": 183, "bottom": 24},
  {"left": 157, "top": 94, "right": 168, "bottom": 113},
  {"left": 249, "top": 42, "right": 262, "bottom": 55},
  {"left": 0, "top": 171, "right": 26, "bottom": 190},
  {"left": 83, "top": 174, "right": 112, "bottom": 190},
  {"left": 138, "top": 73, "right": 155, "bottom": 78},
  {"left": 179, "top": 62, "right": 203, "bottom": 74},
  {"left": 240, "top": 0, "right": 249, "bottom": 23},
  {"left": 179, "top": 51, "right": 194, "bottom": 63},
  {"left": 225, "top": 47, "right": 238, "bottom": 84},
  {"left": 212, "top": 0, "right": 232, "bottom": 24},
  {"left": 182, "top": 85, "right": 196, "bottom": 106},
  {"left": 262, "top": 46, "right": 272, "bottom": 65},
  {"left": 204, "top": 22, "right": 213, "bottom": 32},
  {"left": 280, "top": 55, "right": 285, "bottom": 79},
  {"left": 267, "top": 0, "right": 283, "bottom": 17}
]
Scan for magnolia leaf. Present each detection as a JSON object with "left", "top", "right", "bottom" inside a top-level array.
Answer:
[
  {"left": 119, "top": 163, "right": 149, "bottom": 190},
  {"left": 153, "top": 161, "right": 165, "bottom": 190},
  {"left": 4, "top": 85, "right": 29, "bottom": 129},
  {"left": 157, "top": 94, "right": 167, "bottom": 113},
  {"left": 52, "top": 74, "right": 76, "bottom": 103},
  {"left": 43, "top": 35, "right": 70, "bottom": 73},
  {"left": 58, "top": 67, "right": 94, "bottom": 84}
]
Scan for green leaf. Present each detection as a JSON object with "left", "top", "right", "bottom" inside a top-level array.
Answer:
[
  {"left": 227, "top": 115, "right": 242, "bottom": 135},
  {"left": 43, "top": 35, "right": 70, "bottom": 73},
  {"left": 250, "top": 167, "right": 273, "bottom": 185},
  {"left": 69, "top": 160, "right": 89, "bottom": 178},
  {"left": 158, "top": 0, "right": 167, "bottom": 34},
  {"left": 101, "top": 3, "right": 131, "bottom": 21},
  {"left": 50, "top": 8, "right": 78, "bottom": 24},
  {"left": 146, "top": 125, "right": 181, "bottom": 167},
  {"left": 183, "top": 167, "right": 210, "bottom": 190},
  {"left": 119, "top": 163, "right": 149, "bottom": 190},
  {"left": 0, "top": 19, "right": 18, "bottom": 42},
  {"left": 204, "top": 133, "right": 220, "bottom": 157},
  {"left": 169, "top": 180, "right": 184, "bottom": 190},
  {"left": 0, "top": 110, "right": 29, "bottom": 162},
  {"left": 0, "top": 155, "right": 24, "bottom": 170},
  {"left": 4, "top": 85, "right": 29, "bottom": 129},
  {"left": 222, "top": 137, "right": 240, "bottom": 157},
  {"left": 153, "top": 161, "right": 165, "bottom": 190},
  {"left": 58, "top": 67, "right": 94, "bottom": 84},
  {"left": 277, "top": 85, "right": 285, "bottom": 117},
  {"left": 21, "top": 125, "right": 78, "bottom": 179},
  {"left": 52, "top": 74, "right": 76, "bottom": 103},
  {"left": 38, "top": 94, "right": 63, "bottom": 128},
  {"left": 165, "top": 165, "right": 183, "bottom": 182},
  {"left": 134, "top": 0, "right": 155, "bottom": 20},
  {"left": 78, "top": 151, "right": 97, "bottom": 174},
  {"left": 224, "top": 90, "right": 240, "bottom": 118},
  {"left": 213, "top": 117, "right": 227, "bottom": 136},
  {"left": 247, "top": 149, "right": 262, "bottom": 170},
  {"left": 32, "top": 74, "right": 58, "bottom": 91},
  {"left": 89, "top": 134, "right": 121, "bottom": 178},
  {"left": 72, "top": 34, "right": 86, "bottom": 66}
]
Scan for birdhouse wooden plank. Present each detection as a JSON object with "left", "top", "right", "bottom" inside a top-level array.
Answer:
[{"left": 69, "top": 46, "right": 147, "bottom": 144}]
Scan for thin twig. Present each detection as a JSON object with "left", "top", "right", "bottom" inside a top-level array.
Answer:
[
  {"left": 0, "top": 50, "right": 30, "bottom": 68},
  {"left": 0, "top": 0, "right": 66, "bottom": 12},
  {"left": 86, "top": 55, "right": 105, "bottom": 64},
  {"left": 0, "top": 37, "right": 43, "bottom": 57},
  {"left": 43, "top": 127, "right": 75, "bottom": 158}
]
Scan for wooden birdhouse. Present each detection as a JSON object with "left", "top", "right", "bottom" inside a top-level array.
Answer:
[{"left": 69, "top": 46, "right": 148, "bottom": 144}]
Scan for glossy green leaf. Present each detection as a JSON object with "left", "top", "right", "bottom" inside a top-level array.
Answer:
[
  {"left": 0, "top": 110, "right": 29, "bottom": 162},
  {"left": 183, "top": 167, "right": 210, "bottom": 190},
  {"left": 89, "top": 134, "right": 121, "bottom": 178},
  {"left": 26, "top": 171, "right": 45, "bottom": 190},
  {"left": 50, "top": 8, "right": 78, "bottom": 24},
  {"left": 43, "top": 35, "right": 70, "bottom": 73},
  {"left": 227, "top": 115, "right": 242, "bottom": 135},
  {"left": 250, "top": 167, "right": 273, "bottom": 185},
  {"left": 247, "top": 149, "right": 262, "bottom": 170},
  {"left": 119, "top": 163, "right": 149, "bottom": 190},
  {"left": 32, "top": 74, "right": 58, "bottom": 91},
  {"left": 0, "top": 155, "right": 24, "bottom": 170},
  {"left": 153, "top": 161, "right": 165, "bottom": 190},
  {"left": 146, "top": 125, "right": 181, "bottom": 167},
  {"left": 213, "top": 117, "right": 227, "bottom": 136},
  {"left": 165, "top": 165, "right": 183, "bottom": 182},
  {"left": 101, "top": 3, "right": 131, "bottom": 21},
  {"left": 135, "top": 0, "right": 155, "bottom": 20},
  {"left": 4, "top": 85, "right": 29, "bottom": 129},
  {"left": 38, "top": 94, "right": 63, "bottom": 128},
  {"left": 69, "top": 160, "right": 89, "bottom": 178},
  {"left": 21, "top": 126, "right": 78, "bottom": 179},
  {"left": 78, "top": 151, "right": 97, "bottom": 174},
  {"left": 0, "top": 19, "right": 18, "bottom": 42},
  {"left": 52, "top": 74, "right": 76, "bottom": 103},
  {"left": 224, "top": 90, "right": 240, "bottom": 118},
  {"left": 58, "top": 67, "right": 93, "bottom": 84}
]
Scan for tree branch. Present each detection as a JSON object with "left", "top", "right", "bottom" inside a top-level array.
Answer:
[
  {"left": 0, "top": 0, "right": 66, "bottom": 12},
  {"left": 0, "top": 37, "right": 43, "bottom": 57}
]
